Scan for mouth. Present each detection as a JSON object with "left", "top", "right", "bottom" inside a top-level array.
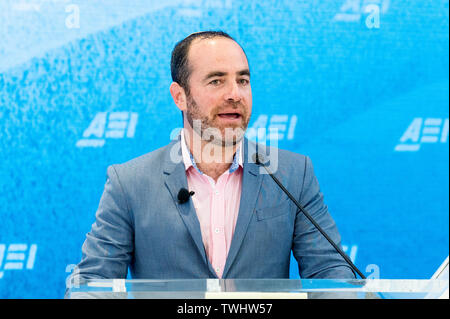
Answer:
[{"left": 217, "top": 112, "right": 242, "bottom": 120}]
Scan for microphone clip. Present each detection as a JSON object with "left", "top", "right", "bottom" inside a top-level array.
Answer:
[{"left": 178, "top": 188, "right": 195, "bottom": 204}]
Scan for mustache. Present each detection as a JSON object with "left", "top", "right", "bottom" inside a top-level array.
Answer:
[{"left": 212, "top": 102, "right": 247, "bottom": 115}]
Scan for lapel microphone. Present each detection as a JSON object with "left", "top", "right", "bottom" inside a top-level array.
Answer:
[
  {"left": 178, "top": 188, "right": 195, "bottom": 204},
  {"left": 253, "top": 153, "right": 366, "bottom": 279}
]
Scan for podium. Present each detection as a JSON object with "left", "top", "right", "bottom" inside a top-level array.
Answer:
[{"left": 67, "top": 278, "right": 448, "bottom": 299}]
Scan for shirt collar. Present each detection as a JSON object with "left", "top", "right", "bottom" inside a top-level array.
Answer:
[{"left": 180, "top": 129, "right": 243, "bottom": 174}]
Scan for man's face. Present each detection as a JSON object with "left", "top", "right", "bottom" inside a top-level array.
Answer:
[{"left": 184, "top": 37, "right": 252, "bottom": 146}]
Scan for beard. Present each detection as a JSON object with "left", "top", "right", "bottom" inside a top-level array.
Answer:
[{"left": 185, "top": 93, "right": 250, "bottom": 147}]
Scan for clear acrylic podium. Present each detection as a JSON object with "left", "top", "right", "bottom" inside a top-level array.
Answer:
[{"left": 66, "top": 278, "right": 449, "bottom": 299}]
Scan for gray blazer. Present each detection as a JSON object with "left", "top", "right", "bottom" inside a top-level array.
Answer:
[{"left": 70, "top": 137, "right": 354, "bottom": 286}]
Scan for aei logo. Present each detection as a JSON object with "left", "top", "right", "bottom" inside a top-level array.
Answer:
[
  {"left": 0, "top": 244, "right": 37, "bottom": 279},
  {"left": 76, "top": 112, "right": 138, "bottom": 148},
  {"left": 245, "top": 114, "right": 298, "bottom": 143},
  {"left": 395, "top": 118, "right": 448, "bottom": 152}
]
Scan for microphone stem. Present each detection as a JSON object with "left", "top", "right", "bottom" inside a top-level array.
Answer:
[{"left": 259, "top": 163, "right": 366, "bottom": 279}]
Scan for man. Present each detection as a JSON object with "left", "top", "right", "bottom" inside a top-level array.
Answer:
[{"left": 68, "top": 31, "right": 355, "bottom": 290}]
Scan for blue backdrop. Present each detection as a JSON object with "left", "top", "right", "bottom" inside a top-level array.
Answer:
[{"left": 0, "top": 0, "right": 448, "bottom": 298}]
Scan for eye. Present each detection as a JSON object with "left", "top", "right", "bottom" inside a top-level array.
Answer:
[
  {"left": 238, "top": 78, "right": 250, "bottom": 85},
  {"left": 209, "top": 79, "right": 222, "bottom": 85}
]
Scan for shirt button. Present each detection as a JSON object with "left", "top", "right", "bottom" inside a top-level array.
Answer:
[
  {"left": 215, "top": 228, "right": 220, "bottom": 233},
  {"left": 215, "top": 190, "right": 219, "bottom": 195},
  {"left": 215, "top": 267, "right": 220, "bottom": 273}
]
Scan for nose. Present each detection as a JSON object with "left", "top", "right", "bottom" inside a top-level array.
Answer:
[{"left": 223, "top": 81, "right": 242, "bottom": 103}]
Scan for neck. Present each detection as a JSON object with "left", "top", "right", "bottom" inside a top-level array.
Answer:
[{"left": 183, "top": 127, "right": 239, "bottom": 181}]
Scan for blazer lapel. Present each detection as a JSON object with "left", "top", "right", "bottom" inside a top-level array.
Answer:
[
  {"left": 222, "top": 139, "right": 264, "bottom": 278},
  {"left": 162, "top": 140, "right": 211, "bottom": 272}
]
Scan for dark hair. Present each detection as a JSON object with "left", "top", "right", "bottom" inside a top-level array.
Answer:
[{"left": 170, "top": 31, "right": 238, "bottom": 94}]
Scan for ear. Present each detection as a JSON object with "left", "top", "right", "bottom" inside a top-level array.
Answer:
[{"left": 170, "top": 82, "right": 187, "bottom": 112}]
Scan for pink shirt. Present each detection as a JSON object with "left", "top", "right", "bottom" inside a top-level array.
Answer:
[{"left": 180, "top": 131, "right": 243, "bottom": 278}]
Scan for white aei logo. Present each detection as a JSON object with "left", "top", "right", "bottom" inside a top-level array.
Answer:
[
  {"left": 76, "top": 112, "right": 138, "bottom": 148},
  {"left": 395, "top": 118, "right": 449, "bottom": 152},
  {"left": 245, "top": 114, "right": 298, "bottom": 143},
  {"left": 0, "top": 244, "right": 37, "bottom": 279}
]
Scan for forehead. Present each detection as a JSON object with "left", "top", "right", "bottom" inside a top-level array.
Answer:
[{"left": 187, "top": 37, "right": 249, "bottom": 78}]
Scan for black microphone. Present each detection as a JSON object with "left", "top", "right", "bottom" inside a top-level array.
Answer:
[
  {"left": 178, "top": 188, "right": 195, "bottom": 204},
  {"left": 253, "top": 153, "right": 366, "bottom": 279}
]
